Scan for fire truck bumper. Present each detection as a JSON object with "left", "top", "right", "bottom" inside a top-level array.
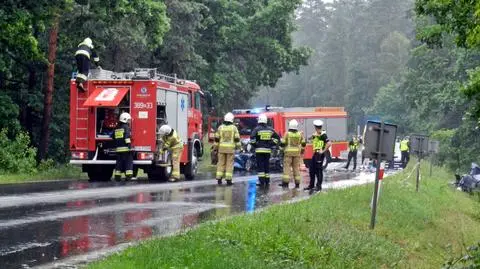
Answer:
[{"left": 69, "top": 160, "right": 153, "bottom": 165}]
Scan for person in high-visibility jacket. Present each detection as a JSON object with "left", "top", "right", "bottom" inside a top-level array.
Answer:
[
  {"left": 250, "top": 114, "right": 280, "bottom": 187},
  {"left": 280, "top": 119, "right": 305, "bottom": 189},
  {"left": 344, "top": 135, "right": 359, "bottom": 170},
  {"left": 113, "top": 113, "right": 133, "bottom": 181},
  {"left": 75, "top": 37, "right": 100, "bottom": 91},
  {"left": 400, "top": 136, "right": 410, "bottom": 168},
  {"left": 158, "top": 125, "right": 184, "bottom": 182},
  {"left": 214, "top": 112, "right": 241, "bottom": 185},
  {"left": 304, "top": 120, "right": 332, "bottom": 192}
]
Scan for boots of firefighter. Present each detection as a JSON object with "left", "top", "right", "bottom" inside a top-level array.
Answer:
[
  {"left": 125, "top": 170, "right": 133, "bottom": 181},
  {"left": 114, "top": 175, "right": 122, "bottom": 181},
  {"left": 226, "top": 179, "right": 233, "bottom": 186},
  {"left": 281, "top": 182, "right": 288, "bottom": 189},
  {"left": 295, "top": 182, "right": 300, "bottom": 189},
  {"left": 126, "top": 175, "right": 132, "bottom": 181},
  {"left": 217, "top": 178, "right": 222, "bottom": 185}
]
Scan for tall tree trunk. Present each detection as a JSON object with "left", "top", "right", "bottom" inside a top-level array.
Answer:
[{"left": 39, "top": 15, "right": 59, "bottom": 160}]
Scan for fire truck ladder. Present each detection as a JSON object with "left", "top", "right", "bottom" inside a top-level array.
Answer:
[{"left": 75, "top": 87, "right": 89, "bottom": 150}]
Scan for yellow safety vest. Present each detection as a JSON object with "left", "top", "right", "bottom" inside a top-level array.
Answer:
[
  {"left": 400, "top": 140, "right": 409, "bottom": 151},
  {"left": 350, "top": 139, "right": 359, "bottom": 151},
  {"left": 215, "top": 124, "right": 240, "bottom": 154},
  {"left": 282, "top": 131, "right": 305, "bottom": 156}
]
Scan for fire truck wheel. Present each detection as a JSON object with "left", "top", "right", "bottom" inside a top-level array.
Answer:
[
  {"left": 148, "top": 154, "right": 172, "bottom": 181},
  {"left": 184, "top": 148, "right": 198, "bottom": 180}
]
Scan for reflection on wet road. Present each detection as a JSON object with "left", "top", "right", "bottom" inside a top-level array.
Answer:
[{"left": 0, "top": 164, "right": 371, "bottom": 269}]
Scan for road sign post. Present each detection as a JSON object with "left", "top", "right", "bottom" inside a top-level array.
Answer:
[
  {"left": 410, "top": 134, "right": 429, "bottom": 192},
  {"left": 428, "top": 140, "right": 440, "bottom": 177},
  {"left": 364, "top": 121, "right": 397, "bottom": 230}
]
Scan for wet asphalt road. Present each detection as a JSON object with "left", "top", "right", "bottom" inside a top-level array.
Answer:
[{"left": 0, "top": 163, "right": 369, "bottom": 269}]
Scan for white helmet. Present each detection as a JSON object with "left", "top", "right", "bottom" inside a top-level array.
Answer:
[
  {"left": 258, "top": 114, "right": 268, "bottom": 124},
  {"left": 313, "top": 119, "right": 324, "bottom": 127},
  {"left": 288, "top": 119, "right": 298, "bottom": 130},
  {"left": 83, "top": 37, "right": 93, "bottom": 48},
  {"left": 224, "top": 112, "right": 234, "bottom": 123},
  {"left": 119, "top": 112, "right": 131, "bottom": 123},
  {"left": 159, "top": 125, "right": 172, "bottom": 136}
]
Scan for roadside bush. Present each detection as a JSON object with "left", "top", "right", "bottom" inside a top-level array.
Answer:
[
  {"left": 0, "top": 129, "right": 37, "bottom": 174},
  {"left": 443, "top": 242, "right": 480, "bottom": 269}
]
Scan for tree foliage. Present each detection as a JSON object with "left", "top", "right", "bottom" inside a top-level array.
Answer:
[{"left": 0, "top": 0, "right": 308, "bottom": 162}]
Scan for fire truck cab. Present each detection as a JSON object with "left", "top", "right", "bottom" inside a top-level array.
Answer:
[
  {"left": 226, "top": 106, "right": 349, "bottom": 165},
  {"left": 69, "top": 68, "right": 208, "bottom": 181}
]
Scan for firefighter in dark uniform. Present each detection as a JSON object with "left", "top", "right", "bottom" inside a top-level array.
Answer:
[
  {"left": 75, "top": 37, "right": 100, "bottom": 91},
  {"left": 344, "top": 135, "right": 359, "bottom": 170},
  {"left": 113, "top": 112, "right": 133, "bottom": 181},
  {"left": 250, "top": 114, "right": 280, "bottom": 187},
  {"left": 305, "top": 120, "right": 331, "bottom": 192}
]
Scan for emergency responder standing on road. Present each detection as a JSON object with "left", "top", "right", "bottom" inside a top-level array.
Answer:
[
  {"left": 305, "top": 120, "right": 332, "bottom": 192},
  {"left": 75, "top": 37, "right": 100, "bottom": 91},
  {"left": 158, "top": 125, "right": 184, "bottom": 182},
  {"left": 280, "top": 119, "right": 305, "bottom": 189},
  {"left": 400, "top": 136, "right": 410, "bottom": 168},
  {"left": 113, "top": 112, "right": 133, "bottom": 181},
  {"left": 214, "top": 113, "right": 241, "bottom": 186},
  {"left": 250, "top": 114, "right": 280, "bottom": 188},
  {"left": 344, "top": 135, "right": 359, "bottom": 170}
]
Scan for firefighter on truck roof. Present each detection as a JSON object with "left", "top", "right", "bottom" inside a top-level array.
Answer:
[
  {"left": 305, "top": 120, "right": 332, "bottom": 193},
  {"left": 250, "top": 114, "right": 280, "bottom": 188},
  {"left": 214, "top": 112, "right": 241, "bottom": 186},
  {"left": 113, "top": 112, "right": 133, "bottom": 181},
  {"left": 158, "top": 125, "right": 184, "bottom": 182},
  {"left": 75, "top": 37, "right": 100, "bottom": 91},
  {"left": 280, "top": 119, "right": 306, "bottom": 189}
]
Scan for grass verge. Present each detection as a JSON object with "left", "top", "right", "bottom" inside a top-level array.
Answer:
[
  {"left": 0, "top": 164, "right": 84, "bottom": 184},
  {"left": 88, "top": 162, "right": 480, "bottom": 269}
]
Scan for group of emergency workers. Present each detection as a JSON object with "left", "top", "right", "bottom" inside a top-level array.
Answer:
[{"left": 212, "top": 112, "right": 332, "bottom": 192}]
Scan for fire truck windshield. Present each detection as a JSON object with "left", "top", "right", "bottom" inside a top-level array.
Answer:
[{"left": 234, "top": 117, "right": 273, "bottom": 135}]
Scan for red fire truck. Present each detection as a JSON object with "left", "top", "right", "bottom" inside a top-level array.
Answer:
[
  {"left": 223, "top": 106, "right": 349, "bottom": 164},
  {"left": 69, "top": 68, "right": 210, "bottom": 181}
]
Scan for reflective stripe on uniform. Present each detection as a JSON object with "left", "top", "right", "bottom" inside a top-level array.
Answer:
[
  {"left": 255, "top": 148, "right": 271, "bottom": 153},
  {"left": 225, "top": 172, "right": 233, "bottom": 179},
  {"left": 116, "top": 146, "right": 129, "bottom": 152},
  {"left": 75, "top": 49, "right": 91, "bottom": 59},
  {"left": 93, "top": 57, "right": 100, "bottom": 62},
  {"left": 115, "top": 170, "right": 122, "bottom": 176},
  {"left": 125, "top": 170, "right": 133, "bottom": 175},
  {"left": 125, "top": 138, "right": 131, "bottom": 144}
]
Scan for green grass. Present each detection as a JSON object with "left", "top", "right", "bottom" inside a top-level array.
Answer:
[
  {"left": 88, "top": 162, "right": 480, "bottom": 269},
  {"left": 0, "top": 164, "right": 84, "bottom": 184}
]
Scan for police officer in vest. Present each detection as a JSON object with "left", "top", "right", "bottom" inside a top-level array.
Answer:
[
  {"left": 214, "top": 112, "right": 241, "bottom": 185},
  {"left": 280, "top": 119, "right": 306, "bottom": 189},
  {"left": 113, "top": 112, "right": 133, "bottom": 181},
  {"left": 158, "top": 125, "right": 184, "bottom": 182},
  {"left": 344, "top": 135, "right": 359, "bottom": 170},
  {"left": 400, "top": 136, "right": 410, "bottom": 168},
  {"left": 250, "top": 114, "right": 280, "bottom": 188},
  {"left": 75, "top": 37, "right": 100, "bottom": 91},
  {"left": 305, "top": 120, "right": 332, "bottom": 192}
]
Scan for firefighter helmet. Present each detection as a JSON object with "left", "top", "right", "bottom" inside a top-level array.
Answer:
[
  {"left": 83, "top": 37, "right": 93, "bottom": 48},
  {"left": 119, "top": 112, "right": 131, "bottom": 123},
  {"left": 159, "top": 125, "right": 172, "bottom": 136},
  {"left": 224, "top": 112, "right": 234, "bottom": 123},
  {"left": 288, "top": 119, "right": 298, "bottom": 130},
  {"left": 313, "top": 119, "right": 323, "bottom": 127},
  {"left": 258, "top": 114, "right": 268, "bottom": 124}
]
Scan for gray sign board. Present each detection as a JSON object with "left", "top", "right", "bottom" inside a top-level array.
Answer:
[
  {"left": 410, "top": 134, "right": 429, "bottom": 155},
  {"left": 428, "top": 140, "right": 440, "bottom": 154},
  {"left": 363, "top": 121, "right": 397, "bottom": 160}
]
